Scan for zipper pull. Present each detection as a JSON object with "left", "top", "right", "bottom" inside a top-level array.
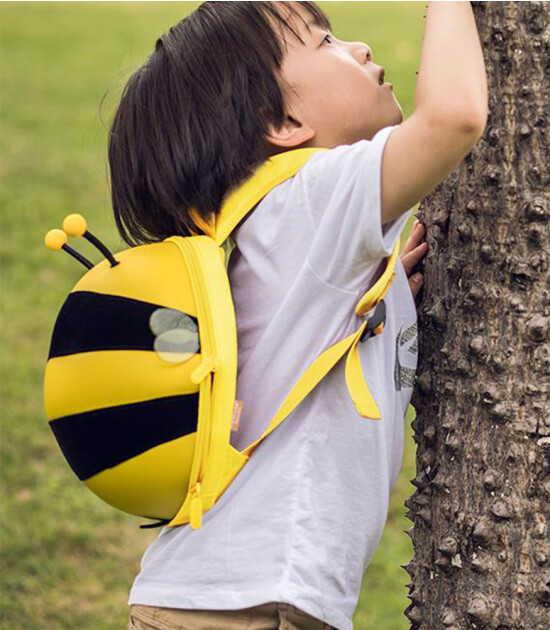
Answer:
[
  {"left": 190, "top": 356, "right": 217, "bottom": 384},
  {"left": 189, "top": 482, "right": 203, "bottom": 530}
]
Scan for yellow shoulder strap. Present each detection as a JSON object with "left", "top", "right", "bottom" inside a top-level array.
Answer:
[{"left": 188, "top": 147, "right": 327, "bottom": 245}]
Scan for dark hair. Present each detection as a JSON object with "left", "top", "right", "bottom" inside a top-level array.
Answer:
[{"left": 106, "top": 1, "right": 332, "bottom": 246}]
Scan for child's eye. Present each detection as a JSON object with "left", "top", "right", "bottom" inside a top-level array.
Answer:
[{"left": 322, "top": 34, "right": 333, "bottom": 45}]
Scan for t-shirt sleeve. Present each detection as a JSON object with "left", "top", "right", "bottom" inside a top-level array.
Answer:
[{"left": 303, "top": 124, "right": 414, "bottom": 293}]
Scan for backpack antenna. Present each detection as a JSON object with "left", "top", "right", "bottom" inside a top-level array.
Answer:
[
  {"left": 62, "top": 214, "right": 120, "bottom": 268},
  {"left": 44, "top": 229, "right": 94, "bottom": 270}
]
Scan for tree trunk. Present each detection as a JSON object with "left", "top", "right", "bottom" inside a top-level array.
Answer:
[{"left": 404, "top": 3, "right": 550, "bottom": 629}]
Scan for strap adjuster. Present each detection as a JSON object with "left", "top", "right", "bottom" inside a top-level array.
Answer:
[{"left": 359, "top": 300, "right": 386, "bottom": 343}]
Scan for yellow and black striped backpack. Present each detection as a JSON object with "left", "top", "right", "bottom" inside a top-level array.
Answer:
[{"left": 43, "top": 147, "right": 400, "bottom": 530}]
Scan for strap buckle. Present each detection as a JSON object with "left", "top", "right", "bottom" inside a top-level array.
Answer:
[{"left": 359, "top": 300, "right": 386, "bottom": 343}]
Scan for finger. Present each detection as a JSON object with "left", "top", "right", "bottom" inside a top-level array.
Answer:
[
  {"left": 401, "top": 221, "right": 427, "bottom": 257},
  {"left": 401, "top": 242, "right": 429, "bottom": 275},
  {"left": 409, "top": 273, "right": 424, "bottom": 299},
  {"left": 402, "top": 244, "right": 428, "bottom": 276},
  {"left": 401, "top": 231, "right": 418, "bottom": 257}
]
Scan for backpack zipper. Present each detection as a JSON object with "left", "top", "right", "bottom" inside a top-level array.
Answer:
[{"left": 177, "top": 236, "right": 218, "bottom": 529}]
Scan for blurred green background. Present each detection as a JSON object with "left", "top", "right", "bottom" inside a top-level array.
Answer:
[{"left": 0, "top": 2, "right": 425, "bottom": 628}]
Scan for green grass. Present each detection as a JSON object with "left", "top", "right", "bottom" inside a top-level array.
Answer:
[{"left": 0, "top": 2, "right": 425, "bottom": 628}]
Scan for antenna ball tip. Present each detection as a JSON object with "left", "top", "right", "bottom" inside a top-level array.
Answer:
[
  {"left": 45, "top": 229, "right": 68, "bottom": 251},
  {"left": 63, "top": 213, "right": 87, "bottom": 237}
]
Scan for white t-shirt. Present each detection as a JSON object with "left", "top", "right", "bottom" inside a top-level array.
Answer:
[{"left": 128, "top": 124, "right": 418, "bottom": 630}]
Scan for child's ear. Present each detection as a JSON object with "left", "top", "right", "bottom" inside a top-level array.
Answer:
[{"left": 264, "top": 114, "right": 316, "bottom": 149}]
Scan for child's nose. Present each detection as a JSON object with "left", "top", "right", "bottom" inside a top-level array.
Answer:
[{"left": 350, "top": 41, "right": 371, "bottom": 65}]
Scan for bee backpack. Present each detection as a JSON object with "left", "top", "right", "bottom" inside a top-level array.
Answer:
[{"left": 43, "top": 146, "right": 400, "bottom": 530}]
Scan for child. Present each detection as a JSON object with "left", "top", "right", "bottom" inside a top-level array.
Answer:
[{"left": 109, "top": 2, "right": 487, "bottom": 629}]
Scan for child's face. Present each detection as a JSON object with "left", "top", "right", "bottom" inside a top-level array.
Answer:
[{"left": 265, "top": 4, "right": 403, "bottom": 150}]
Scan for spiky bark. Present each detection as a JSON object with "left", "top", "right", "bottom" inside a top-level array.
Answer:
[{"left": 404, "top": 3, "right": 550, "bottom": 629}]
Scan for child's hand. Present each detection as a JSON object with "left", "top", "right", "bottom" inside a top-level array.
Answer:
[{"left": 401, "top": 220, "right": 429, "bottom": 300}]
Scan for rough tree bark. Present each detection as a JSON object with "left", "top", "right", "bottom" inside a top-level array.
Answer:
[{"left": 403, "top": 3, "right": 550, "bottom": 629}]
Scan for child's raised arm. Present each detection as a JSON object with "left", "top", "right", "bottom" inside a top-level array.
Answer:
[{"left": 381, "top": 1, "right": 488, "bottom": 225}]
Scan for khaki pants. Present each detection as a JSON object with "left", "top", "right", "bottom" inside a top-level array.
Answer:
[{"left": 128, "top": 601, "right": 336, "bottom": 630}]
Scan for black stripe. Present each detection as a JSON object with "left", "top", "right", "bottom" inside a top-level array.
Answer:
[
  {"left": 49, "top": 394, "right": 199, "bottom": 480},
  {"left": 48, "top": 291, "right": 199, "bottom": 359}
]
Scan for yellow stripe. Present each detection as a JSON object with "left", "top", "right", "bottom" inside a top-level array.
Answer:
[
  {"left": 44, "top": 350, "right": 201, "bottom": 420},
  {"left": 84, "top": 433, "right": 196, "bottom": 519},
  {"left": 73, "top": 240, "right": 197, "bottom": 316}
]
